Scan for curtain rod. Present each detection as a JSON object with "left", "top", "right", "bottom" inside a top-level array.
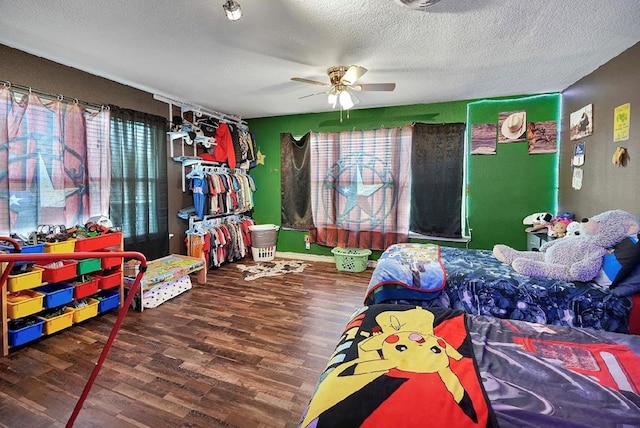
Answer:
[
  {"left": 153, "top": 93, "right": 247, "bottom": 128},
  {"left": 1, "top": 80, "right": 107, "bottom": 111}
]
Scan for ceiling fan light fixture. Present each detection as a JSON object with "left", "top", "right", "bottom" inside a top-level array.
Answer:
[
  {"left": 328, "top": 93, "right": 338, "bottom": 108},
  {"left": 339, "top": 90, "right": 355, "bottom": 110},
  {"left": 394, "top": 0, "right": 442, "bottom": 11},
  {"left": 223, "top": 0, "right": 242, "bottom": 21}
]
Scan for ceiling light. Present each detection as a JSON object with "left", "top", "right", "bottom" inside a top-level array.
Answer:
[
  {"left": 338, "top": 90, "right": 355, "bottom": 110},
  {"left": 223, "top": 0, "right": 242, "bottom": 21},
  {"left": 328, "top": 92, "right": 338, "bottom": 108}
]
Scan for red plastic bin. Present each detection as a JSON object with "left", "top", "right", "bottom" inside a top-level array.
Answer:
[
  {"left": 101, "top": 252, "right": 123, "bottom": 270},
  {"left": 73, "top": 277, "right": 99, "bottom": 299},
  {"left": 94, "top": 270, "right": 121, "bottom": 290},
  {"left": 36, "top": 260, "right": 79, "bottom": 283},
  {"left": 74, "top": 232, "right": 123, "bottom": 252}
]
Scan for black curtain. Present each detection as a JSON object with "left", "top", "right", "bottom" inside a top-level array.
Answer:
[
  {"left": 410, "top": 123, "right": 465, "bottom": 238},
  {"left": 109, "top": 107, "right": 169, "bottom": 259},
  {"left": 281, "top": 132, "right": 313, "bottom": 230}
]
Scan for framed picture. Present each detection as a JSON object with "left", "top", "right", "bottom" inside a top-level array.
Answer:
[
  {"left": 569, "top": 104, "right": 593, "bottom": 141},
  {"left": 527, "top": 120, "right": 557, "bottom": 154},
  {"left": 498, "top": 111, "right": 527, "bottom": 143},
  {"left": 471, "top": 123, "right": 497, "bottom": 155}
]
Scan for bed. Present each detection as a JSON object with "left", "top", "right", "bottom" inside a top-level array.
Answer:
[
  {"left": 299, "top": 303, "right": 640, "bottom": 427},
  {"left": 365, "top": 243, "right": 640, "bottom": 334}
]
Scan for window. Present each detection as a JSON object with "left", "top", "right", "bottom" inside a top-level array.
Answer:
[
  {"left": 109, "top": 107, "right": 169, "bottom": 260},
  {"left": 280, "top": 122, "right": 466, "bottom": 250}
]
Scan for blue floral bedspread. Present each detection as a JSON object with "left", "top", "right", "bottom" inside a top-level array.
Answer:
[{"left": 368, "top": 246, "right": 633, "bottom": 333}]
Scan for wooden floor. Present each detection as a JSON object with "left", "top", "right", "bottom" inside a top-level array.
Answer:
[{"left": 0, "top": 258, "right": 371, "bottom": 428}]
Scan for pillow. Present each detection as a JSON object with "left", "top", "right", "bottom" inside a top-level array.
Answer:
[
  {"left": 611, "top": 262, "right": 640, "bottom": 297},
  {"left": 594, "top": 233, "right": 640, "bottom": 287}
]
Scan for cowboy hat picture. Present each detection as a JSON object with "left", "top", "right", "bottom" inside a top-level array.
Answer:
[{"left": 499, "top": 111, "right": 527, "bottom": 142}]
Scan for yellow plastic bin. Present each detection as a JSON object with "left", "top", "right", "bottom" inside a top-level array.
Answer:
[
  {"left": 39, "top": 307, "right": 75, "bottom": 335},
  {"left": 7, "top": 267, "right": 44, "bottom": 292},
  {"left": 6, "top": 290, "right": 45, "bottom": 319}
]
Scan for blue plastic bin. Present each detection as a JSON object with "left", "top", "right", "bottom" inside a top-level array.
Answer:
[
  {"left": 0, "top": 242, "right": 45, "bottom": 267},
  {"left": 96, "top": 289, "right": 120, "bottom": 313},
  {"left": 34, "top": 283, "right": 75, "bottom": 309},
  {"left": 8, "top": 317, "right": 44, "bottom": 347},
  {"left": 0, "top": 243, "right": 45, "bottom": 254}
]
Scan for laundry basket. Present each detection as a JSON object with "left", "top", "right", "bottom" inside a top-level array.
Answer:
[
  {"left": 331, "top": 247, "right": 372, "bottom": 272},
  {"left": 250, "top": 224, "right": 280, "bottom": 261}
]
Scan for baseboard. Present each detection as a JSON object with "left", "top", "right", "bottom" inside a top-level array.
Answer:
[
  {"left": 276, "top": 251, "right": 378, "bottom": 268},
  {"left": 276, "top": 251, "right": 334, "bottom": 263}
]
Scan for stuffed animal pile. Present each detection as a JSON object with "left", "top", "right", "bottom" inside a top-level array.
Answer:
[{"left": 494, "top": 209, "right": 640, "bottom": 282}]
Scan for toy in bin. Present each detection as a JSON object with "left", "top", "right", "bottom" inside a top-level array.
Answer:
[{"left": 124, "top": 259, "right": 141, "bottom": 277}]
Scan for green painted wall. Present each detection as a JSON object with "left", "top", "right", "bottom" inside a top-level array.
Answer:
[{"left": 248, "top": 93, "right": 560, "bottom": 257}]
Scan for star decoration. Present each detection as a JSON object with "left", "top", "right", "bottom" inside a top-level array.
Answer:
[
  {"left": 256, "top": 149, "right": 266, "bottom": 165},
  {"left": 336, "top": 166, "right": 383, "bottom": 216},
  {"left": 38, "top": 154, "right": 79, "bottom": 207},
  {"left": 9, "top": 193, "right": 23, "bottom": 206}
]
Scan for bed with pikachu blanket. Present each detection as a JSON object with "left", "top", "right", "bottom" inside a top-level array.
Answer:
[
  {"left": 365, "top": 209, "right": 640, "bottom": 336},
  {"left": 299, "top": 304, "right": 640, "bottom": 427}
]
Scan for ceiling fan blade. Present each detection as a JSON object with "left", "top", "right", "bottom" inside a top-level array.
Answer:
[
  {"left": 299, "top": 90, "right": 329, "bottom": 99},
  {"left": 349, "top": 89, "right": 360, "bottom": 105},
  {"left": 341, "top": 65, "right": 367, "bottom": 85},
  {"left": 352, "top": 83, "right": 396, "bottom": 91},
  {"left": 291, "top": 77, "right": 329, "bottom": 86}
]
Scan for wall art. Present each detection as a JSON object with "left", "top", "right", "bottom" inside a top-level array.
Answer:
[{"left": 569, "top": 104, "right": 593, "bottom": 141}]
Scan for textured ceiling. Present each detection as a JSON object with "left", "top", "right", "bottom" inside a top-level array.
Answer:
[{"left": 0, "top": 0, "right": 639, "bottom": 119}]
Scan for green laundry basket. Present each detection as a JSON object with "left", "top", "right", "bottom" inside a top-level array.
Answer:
[{"left": 331, "top": 247, "right": 372, "bottom": 272}]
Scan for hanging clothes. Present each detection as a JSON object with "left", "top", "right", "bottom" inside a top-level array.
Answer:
[
  {"left": 212, "top": 122, "right": 236, "bottom": 168},
  {"left": 186, "top": 217, "right": 255, "bottom": 269}
]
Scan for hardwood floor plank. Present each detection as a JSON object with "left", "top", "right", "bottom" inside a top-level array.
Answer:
[{"left": 0, "top": 259, "right": 370, "bottom": 426}]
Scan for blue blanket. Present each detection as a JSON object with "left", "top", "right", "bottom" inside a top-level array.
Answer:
[
  {"left": 365, "top": 243, "right": 446, "bottom": 305},
  {"left": 366, "top": 245, "right": 633, "bottom": 333}
]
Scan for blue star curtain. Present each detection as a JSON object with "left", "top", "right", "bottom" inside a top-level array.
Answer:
[
  {"left": 0, "top": 87, "right": 111, "bottom": 235},
  {"left": 309, "top": 126, "right": 412, "bottom": 250}
]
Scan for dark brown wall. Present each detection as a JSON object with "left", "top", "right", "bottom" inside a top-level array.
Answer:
[
  {"left": 0, "top": 44, "right": 189, "bottom": 255},
  {"left": 560, "top": 42, "right": 640, "bottom": 219}
]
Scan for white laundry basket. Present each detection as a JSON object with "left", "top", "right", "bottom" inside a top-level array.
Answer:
[{"left": 249, "top": 224, "right": 280, "bottom": 261}]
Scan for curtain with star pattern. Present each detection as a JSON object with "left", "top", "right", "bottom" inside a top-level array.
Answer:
[
  {"left": 0, "top": 86, "right": 111, "bottom": 235},
  {"left": 309, "top": 126, "right": 413, "bottom": 250}
]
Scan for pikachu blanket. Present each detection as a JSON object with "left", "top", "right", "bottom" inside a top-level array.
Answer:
[{"left": 299, "top": 304, "right": 495, "bottom": 428}]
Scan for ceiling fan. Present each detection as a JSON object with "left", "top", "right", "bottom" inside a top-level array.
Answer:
[{"left": 290, "top": 65, "right": 396, "bottom": 111}]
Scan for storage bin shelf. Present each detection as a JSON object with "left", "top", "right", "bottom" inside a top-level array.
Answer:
[{"left": 1, "top": 234, "right": 124, "bottom": 356}]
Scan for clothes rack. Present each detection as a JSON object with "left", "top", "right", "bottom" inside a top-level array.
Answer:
[{"left": 186, "top": 215, "right": 255, "bottom": 272}]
